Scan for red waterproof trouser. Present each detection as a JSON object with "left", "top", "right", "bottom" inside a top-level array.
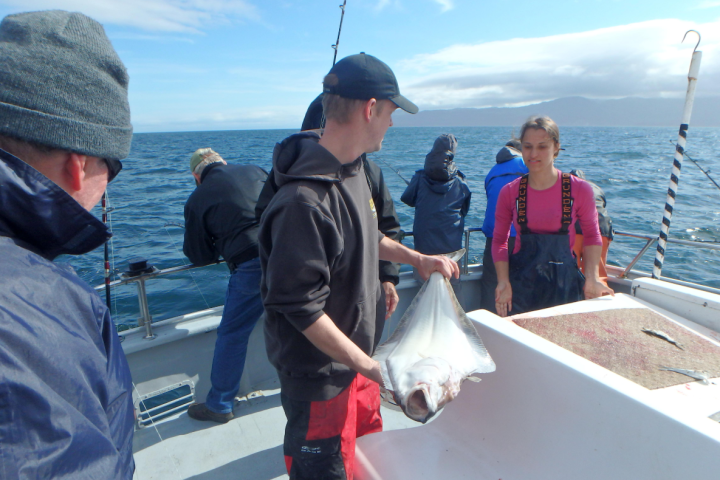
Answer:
[{"left": 281, "top": 374, "right": 382, "bottom": 480}]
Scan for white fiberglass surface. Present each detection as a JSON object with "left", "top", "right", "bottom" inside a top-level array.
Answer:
[{"left": 355, "top": 297, "right": 720, "bottom": 480}]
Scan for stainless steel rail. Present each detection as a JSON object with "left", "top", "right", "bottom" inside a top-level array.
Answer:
[
  {"left": 98, "top": 229, "right": 720, "bottom": 339},
  {"left": 614, "top": 230, "right": 720, "bottom": 279},
  {"left": 96, "top": 260, "right": 225, "bottom": 340}
]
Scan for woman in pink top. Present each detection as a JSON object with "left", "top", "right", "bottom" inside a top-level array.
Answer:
[{"left": 492, "top": 116, "right": 614, "bottom": 317}]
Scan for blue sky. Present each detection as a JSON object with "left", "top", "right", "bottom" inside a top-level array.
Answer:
[{"left": 1, "top": 0, "right": 719, "bottom": 132}]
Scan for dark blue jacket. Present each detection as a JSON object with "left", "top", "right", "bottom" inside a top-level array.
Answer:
[
  {"left": 0, "top": 149, "right": 134, "bottom": 479},
  {"left": 401, "top": 170, "right": 471, "bottom": 255},
  {"left": 481, "top": 147, "right": 528, "bottom": 238},
  {"left": 402, "top": 134, "right": 471, "bottom": 255}
]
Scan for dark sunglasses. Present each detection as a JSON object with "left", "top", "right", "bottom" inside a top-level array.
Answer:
[{"left": 103, "top": 158, "right": 123, "bottom": 182}]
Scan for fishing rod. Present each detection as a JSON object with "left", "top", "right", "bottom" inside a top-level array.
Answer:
[
  {"left": 668, "top": 140, "right": 720, "bottom": 194},
  {"left": 332, "top": 1, "right": 347, "bottom": 66},
  {"left": 374, "top": 157, "right": 411, "bottom": 186},
  {"left": 653, "top": 30, "right": 702, "bottom": 280},
  {"left": 102, "top": 191, "right": 112, "bottom": 310},
  {"left": 321, "top": 1, "right": 348, "bottom": 130}
]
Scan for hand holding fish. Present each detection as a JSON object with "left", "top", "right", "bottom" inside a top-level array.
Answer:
[
  {"left": 383, "top": 281, "right": 399, "bottom": 319},
  {"left": 378, "top": 236, "right": 459, "bottom": 281},
  {"left": 495, "top": 280, "right": 513, "bottom": 317},
  {"left": 415, "top": 254, "right": 459, "bottom": 281}
]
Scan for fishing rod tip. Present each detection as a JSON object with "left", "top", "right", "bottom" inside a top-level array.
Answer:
[{"left": 682, "top": 29, "right": 701, "bottom": 53}]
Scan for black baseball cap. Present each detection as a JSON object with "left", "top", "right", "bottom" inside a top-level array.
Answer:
[{"left": 323, "top": 53, "right": 418, "bottom": 114}]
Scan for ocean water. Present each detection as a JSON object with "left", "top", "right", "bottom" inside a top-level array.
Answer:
[{"left": 59, "top": 126, "right": 720, "bottom": 328}]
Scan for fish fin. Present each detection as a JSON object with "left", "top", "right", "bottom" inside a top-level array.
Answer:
[
  {"left": 380, "top": 361, "right": 393, "bottom": 393},
  {"left": 444, "top": 248, "right": 466, "bottom": 263},
  {"left": 372, "top": 275, "right": 435, "bottom": 358},
  {"left": 446, "top": 281, "right": 496, "bottom": 374},
  {"left": 466, "top": 376, "right": 482, "bottom": 383}
]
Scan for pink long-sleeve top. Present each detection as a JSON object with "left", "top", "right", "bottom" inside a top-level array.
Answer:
[{"left": 492, "top": 170, "right": 602, "bottom": 263}]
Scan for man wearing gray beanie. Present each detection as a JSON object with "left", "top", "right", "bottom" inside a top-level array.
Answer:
[{"left": 0, "top": 10, "right": 135, "bottom": 479}]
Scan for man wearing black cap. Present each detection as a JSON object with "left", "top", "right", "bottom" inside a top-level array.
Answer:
[
  {"left": 259, "top": 53, "right": 459, "bottom": 480},
  {"left": 257, "top": 92, "right": 404, "bottom": 319},
  {"left": 0, "top": 10, "right": 135, "bottom": 478}
]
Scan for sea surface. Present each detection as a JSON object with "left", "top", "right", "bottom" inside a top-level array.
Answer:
[{"left": 59, "top": 126, "right": 720, "bottom": 329}]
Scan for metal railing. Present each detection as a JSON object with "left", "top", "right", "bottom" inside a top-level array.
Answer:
[
  {"left": 614, "top": 230, "right": 720, "bottom": 279},
  {"left": 97, "top": 228, "right": 720, "bottom": 340},
  {"left": 95, "top": 260, "right": 225, "bottom": 340}
]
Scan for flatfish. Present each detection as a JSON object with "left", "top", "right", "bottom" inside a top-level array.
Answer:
[{"left": 373, "top": 251, "right": 495, "bottom": 423}]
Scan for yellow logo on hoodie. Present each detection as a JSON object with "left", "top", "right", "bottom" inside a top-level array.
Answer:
[{"left": 369, "top": 198, "right": 377, "bottom": 219}]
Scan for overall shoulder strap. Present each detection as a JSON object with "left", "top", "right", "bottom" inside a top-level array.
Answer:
[
  {"left": 559, "top": 172, "right": 574, "bottom": 234},
  {"left": 516, "top": 174, "right": 530, "bottom": 235}
]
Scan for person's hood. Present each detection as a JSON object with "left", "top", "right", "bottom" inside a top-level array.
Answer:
[
  {"left": 496, "top": 146, "right": 522, "bottom": 164},
  {"left": 272, "top": 131, "right": 362, "bottom": 188},
  {"left": 416, "top": 169, "right": 467, "bottom": 194},
  {"left": 0, "top": 148, "right": 110, "bottom": 260},
  {"left": 301, "top": 93, "right": 324, "bottom": 131},
  {"left": 424, "top": 134, "right": 458, "bottom": 182}
]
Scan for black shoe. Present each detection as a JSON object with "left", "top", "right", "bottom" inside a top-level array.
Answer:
[{"left": 187, "top": 403, "right": 234, "bottom": 424}]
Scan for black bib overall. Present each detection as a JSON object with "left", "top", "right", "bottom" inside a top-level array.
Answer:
[{"left": 509, "top": 173, "right": 585, "bottom": 314}]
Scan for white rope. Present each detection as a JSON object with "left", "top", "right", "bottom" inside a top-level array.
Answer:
[{"left": 131, "top": 382, "right": 183, "bottom": 480}]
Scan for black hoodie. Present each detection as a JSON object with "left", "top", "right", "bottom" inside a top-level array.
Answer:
[{"left": 258, "top": 132, "right": 384, "bottom": 402}]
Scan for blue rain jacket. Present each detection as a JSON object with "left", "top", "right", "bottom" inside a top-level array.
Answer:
[
  {"left": 0, "top": 149, "right": 134, "bottom": 479},
  {"left": 481, "top": 146, "right": 528, "bottom": 238},
  {"left": 401, "top": 134, "right": 472, "bottom": 255}
]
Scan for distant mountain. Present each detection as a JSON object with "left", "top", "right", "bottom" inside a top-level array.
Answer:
[{"left": 392, "top": 96, "right": 720, "bottom": 128}]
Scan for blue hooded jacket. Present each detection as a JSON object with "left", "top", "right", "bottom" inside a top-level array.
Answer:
[
  {"left": 0, "top": 149, "right": 134, "bottom": 479},
  {"left": 481, "top": 146, "right": 528, "bottom": 238},
  {"left": 401, "top": 134, "right": 471, "bottom": 255}
]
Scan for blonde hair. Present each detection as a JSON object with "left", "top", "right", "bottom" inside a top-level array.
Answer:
[
  {"left": 519, "top": 116, "right": 561, "bottom": 158},
  {"left": 321, "top": 93, "right": 366, "bottom": 125}
]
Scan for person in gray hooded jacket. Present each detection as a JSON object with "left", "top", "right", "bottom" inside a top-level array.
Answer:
[{"left": 401, "top": 133, "right": 472, "bottom": 256}]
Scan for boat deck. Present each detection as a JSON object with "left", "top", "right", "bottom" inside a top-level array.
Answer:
[
  {"left": 126, "top": 269, "right": 720, "bottom": 480},
  {"left": 132, "top": 386, "right": 422, "bottom": 480}
]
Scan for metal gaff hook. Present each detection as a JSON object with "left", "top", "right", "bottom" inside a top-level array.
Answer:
[{"left": 682, "top": 29, "right": 701, "bottom": 53}]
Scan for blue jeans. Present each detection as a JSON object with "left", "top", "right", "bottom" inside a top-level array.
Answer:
[{"left": 205, "top": 257, "right": 264, "bottom": 414}]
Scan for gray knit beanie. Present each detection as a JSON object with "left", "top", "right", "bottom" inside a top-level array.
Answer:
[{"left": 0, "top": 10, "right": 132, "bottom": 160}]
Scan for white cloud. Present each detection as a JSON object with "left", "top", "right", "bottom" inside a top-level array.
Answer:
[
  {"left": 697, "top": 1, "right": 720, "bottom": 8},
  {"left": 373, "top": 0, "right": 453, "bottom": 12},
  {"left": 374, "top": 0, "right": 395, "bottom": 11},
  {"left": 0, "top": 0, "right": 261, "bottom": 33},
  {"left": 433, "top": 0, "right": 454, "bottom": 12},
  {"left": 396, "top": 18, "right": 720, "bottom": 110}
]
